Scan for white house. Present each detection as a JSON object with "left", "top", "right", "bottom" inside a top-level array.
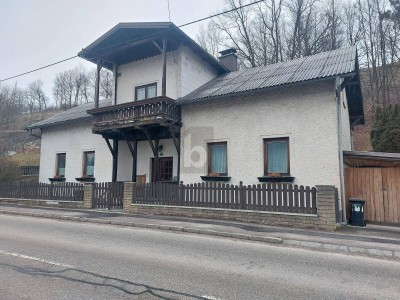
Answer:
[{"left": 27, "top": 22, "right": 364, "bottom": 219}]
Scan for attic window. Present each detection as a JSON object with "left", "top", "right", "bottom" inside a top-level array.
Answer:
[{"left": 135, "top": 83, "right": 157, "bottom": 101}]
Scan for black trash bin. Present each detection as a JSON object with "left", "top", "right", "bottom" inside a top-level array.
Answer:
[{"left": 349, "top": 198, "right": 366, "bottom": 227}]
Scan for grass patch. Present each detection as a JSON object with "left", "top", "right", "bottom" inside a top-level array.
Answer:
[{"left": 9, "top": 148, "right": 40, "bottom": 166}]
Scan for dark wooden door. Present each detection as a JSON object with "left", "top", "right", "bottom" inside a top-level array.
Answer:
[{"left": 151, "top": 157, "right": 173, "bottom": 182}]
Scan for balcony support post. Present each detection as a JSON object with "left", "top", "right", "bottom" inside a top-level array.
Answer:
[
  {"left": 112, "top": 140, "right": 119, "bottom": 182},
  {"left": 169, "top": 127, "right": 180, "bottom": 183},
  {"left": 124, "top": 137, "right": 138, "bottom": 182},
  {"left": 162, "top": 37, "right": 167, "bottom": 97},
  {"left": 112, "top": 64, "right": 118, "bottom": 105},
  {"left": 94, "top": 59, "right": 102, "bottom": 109},
  {"left": 154, "top": 139, "right": 160, "bottom": 182},
  {"left": 104, "top": 137, "right": 119, "bottom": 182}
]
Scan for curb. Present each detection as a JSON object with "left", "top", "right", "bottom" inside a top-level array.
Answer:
[{"left": 1, "top": 209, "right": 399, "bottom": 261}]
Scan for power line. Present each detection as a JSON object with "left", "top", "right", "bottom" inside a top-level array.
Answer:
[
  {"left": 0, "top": 56, "right": 77, "bottom": 83},
  {"left": 0, "top": 0, "right": 264, "bottom": 83},
  {"left": 166, "top": 0, "right": 171, "bottom": 23},
  {"left": 179, "top": 0, "right": 263, "bottom": 28}
]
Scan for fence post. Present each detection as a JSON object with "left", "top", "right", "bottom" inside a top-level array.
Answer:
[
  {"left": 123, "top": 182, "right": 134, "bottom": 212},
  {"left": 18, "top": 181, "right": 22, "bottom": 198},
  {"left": 179, "top": 181, "right": 184, "bottom": 206},
  {"left": 50, "top": 182, "right": 54, "bottom": 199},
  {"left": 83, "top": 183, "right": 94, "bottom": 209},
  {"left": 316, "top": 185, "right": 337, "bottom": 231},
  {"left": 240, "top": 181, "right": 245, "bottom": 210}
]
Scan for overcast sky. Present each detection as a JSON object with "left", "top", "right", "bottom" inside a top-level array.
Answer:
[{"left": 0, "top": 0, "right": 226, "bottom": 100}]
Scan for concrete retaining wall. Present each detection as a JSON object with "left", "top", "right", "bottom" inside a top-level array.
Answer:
[{"left": 0, "top": 198, "right": 83, "bottom": 209}]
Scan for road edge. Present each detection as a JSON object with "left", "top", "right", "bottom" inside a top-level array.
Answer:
[{"left": 1, "top": 209, "right": 399, "bottom": 262}]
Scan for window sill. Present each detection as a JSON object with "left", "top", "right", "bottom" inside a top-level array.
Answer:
[
  {"left": 257, "top": 176, "right": 295, "bottom": 183},
  {"left": 75, "top": 177, "right": 95, "bottom": 182},
  {"left": 201, "top": 176, "right": 231, "bottom": 182},
  {"left": 49, "top": 177, "right": 66, "bottom": 182}
]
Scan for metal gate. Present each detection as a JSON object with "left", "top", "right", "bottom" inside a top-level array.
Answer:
[
  {"left": 93, "top": 182, "right": 124, "bottom": 209},
  {"left": 344, "top": 168, "right": 400, "bottom": 224}
]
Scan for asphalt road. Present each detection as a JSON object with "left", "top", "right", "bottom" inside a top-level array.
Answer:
[{"left": 0, "top": 214, "right": 399, "bottom": 300}]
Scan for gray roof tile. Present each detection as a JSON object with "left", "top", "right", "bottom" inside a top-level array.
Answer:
[
  {"left": 177, "top": 46, "right": 359, "bottom": 105},
  {"left": 27, "top": 100, "right": 112, "bottom": 129}
]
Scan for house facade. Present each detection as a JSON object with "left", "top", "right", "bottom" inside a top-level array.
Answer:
[{"left": 27, "top": 22, "right": 364, "bottom": 220}]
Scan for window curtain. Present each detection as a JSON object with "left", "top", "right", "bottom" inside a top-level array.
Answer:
[
  {"left": 267, "top": 141, "right": 288, "bottom": 173},
  {"left": 86, "top": 153, "right": 95, "bottom": 176},
  {"left": 211, "top": 144, "right": 227, "bottom": 174},
  {"left": 58, "top": 155, "right": 66, "bottom": 176}
]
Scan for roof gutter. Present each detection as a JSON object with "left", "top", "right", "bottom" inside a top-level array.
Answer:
[
  {"left": 336, "top": 76, "right": 345, "bottom": 224},
  {"left": 26, "top": 127, "right": 42, "bottom": 139}
]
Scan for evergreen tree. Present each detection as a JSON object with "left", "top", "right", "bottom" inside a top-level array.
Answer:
[{"left": 371, "top": 104, "right": 400, "bottom": 153}]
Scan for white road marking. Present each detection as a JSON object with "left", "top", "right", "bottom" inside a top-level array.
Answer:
[
  {"left": 0, "top": 250, "right": 74, "bottom": 268},
  {"left": 202, "top": 296, "right": 224, "bottom": 300}
]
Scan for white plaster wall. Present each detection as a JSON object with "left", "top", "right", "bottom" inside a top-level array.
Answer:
[
  {"left": 117, "top": 139, "right": 178, "bottom": 182},
  {"left": 39, "top": 120, "right": 113, "bottom": 183},
  {"left": 178, "top": 45, "right": 218, "bottom": 97},
  {"left": 116, "top": 45, "right": 218, "bottom": 102},
  {"left": 180, "top": 80, "right": 342, "bottom": 189},
  {"left": 341, "top": 89, "right": 352, "bottom": 151},
  {"left": 116, "top": 52, "right": 179, "bottom": 103}
]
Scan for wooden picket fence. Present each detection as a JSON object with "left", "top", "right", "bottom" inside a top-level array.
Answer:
[
  {"left": 133, "top": 182, "right": 317, "bottom": 214},
  {"left": 93, "top": 182, "right": 124, "bottom": 209},
  {"left": 19, "top": 165, "right": 40, "bottom": 176},
  {"left": 0, "top": 182, "right": 84, "bottom": 201}
]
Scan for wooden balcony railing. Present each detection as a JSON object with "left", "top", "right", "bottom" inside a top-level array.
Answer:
[{"left": 87, "top": 96, "right": 180, "bottom": 131}]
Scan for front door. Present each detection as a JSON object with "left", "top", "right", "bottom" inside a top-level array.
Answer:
[{"left": 151, "top": 157, "right": 173, "bottom": 182}]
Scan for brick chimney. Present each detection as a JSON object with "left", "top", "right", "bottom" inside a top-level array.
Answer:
[{"left": 218, "top": 48, "right": 238, "bottom": 72}]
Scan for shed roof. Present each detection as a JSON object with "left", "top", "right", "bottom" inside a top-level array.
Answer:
[
  {"left": 343, "top": 151, "right": 400, "bottom": 167},
  {"left": 27, "top": 100, "right": 112, "bottom": 130}
]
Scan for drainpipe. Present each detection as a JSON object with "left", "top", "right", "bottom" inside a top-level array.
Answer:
[{"left": 336, "top": 76, "right": 346, "bottom": 224}]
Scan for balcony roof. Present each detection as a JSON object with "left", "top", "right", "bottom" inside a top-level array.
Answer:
[{"left": 78, "top": 22, "right": 229, "bottom": 74}]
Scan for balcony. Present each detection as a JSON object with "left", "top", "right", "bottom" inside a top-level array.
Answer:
[{"left": 87, "top": 97, "right": 181, "bottom": 136}]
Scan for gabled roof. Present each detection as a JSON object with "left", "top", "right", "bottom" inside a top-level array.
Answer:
[
  {"left": 178, "top": 46, "right": 359, "bottom": 104},
  {"left": 27, "top": 100, "right": 112, "bottom": 130},
  {"left": 78, "top": 22, "right": 228, "bottom": 74}
]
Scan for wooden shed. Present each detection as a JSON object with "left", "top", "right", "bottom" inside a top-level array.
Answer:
[{"left": 344, "top": 151, "right": 400, "bottom": 225}]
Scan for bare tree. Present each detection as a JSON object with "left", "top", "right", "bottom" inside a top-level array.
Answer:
[
  {"left": 52, "top": 66, "right": 101, "bottom": 109},
  {"left": 212, "top": 0, "right": 258, "bottom": 68},
  {"left": 99, "top": 69, "right": 113, "bottom": 100},
  {"left": 197, "top": 22, "right": 222, "bottom": 58},
  {"left": 27, "top": 80, "right": 48, "bottom": 113}
]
